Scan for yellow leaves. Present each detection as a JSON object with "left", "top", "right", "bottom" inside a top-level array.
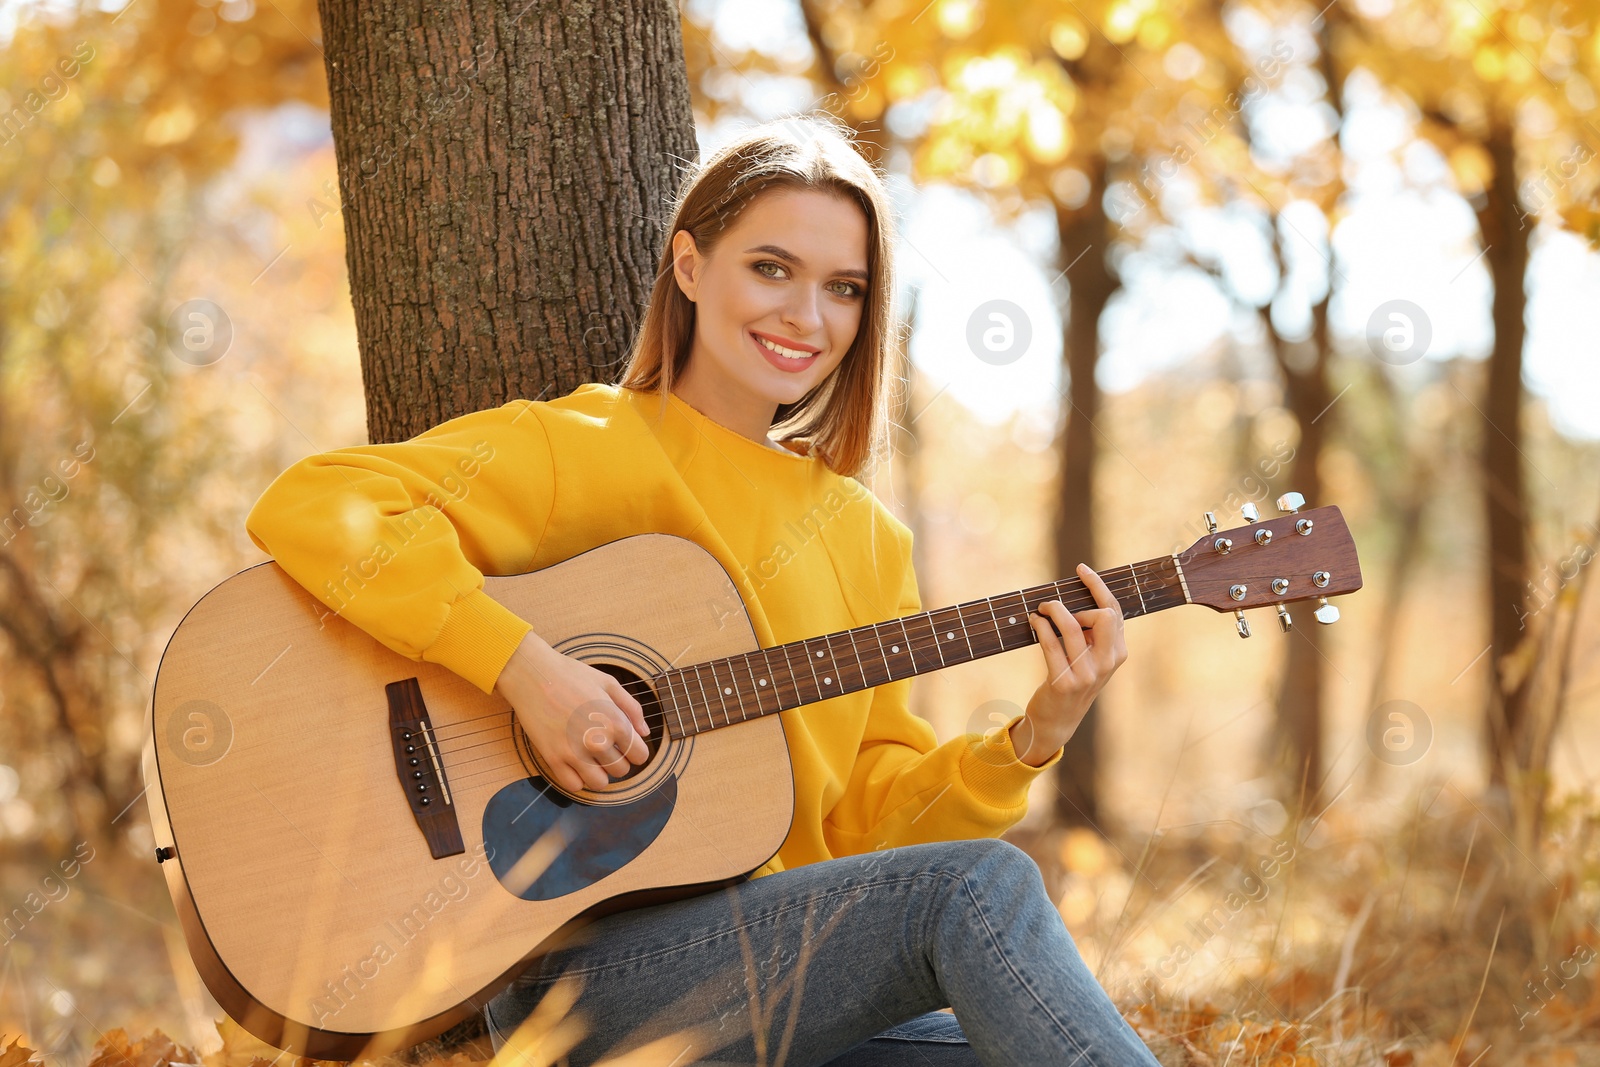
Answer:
[
  {"left": 1049, "top": 19, "right": 1088, "bottom": 61},
  {"left": 1025, "top": 98, "right": 1071, "bottom": 164},
  {"left": 1473, "top": 46, "right": 1506, "bottom": 81},
  {"left": 951, "top": 48, "right": 1023, "bottom": 92},
  {"left": 925, "top": 50, "right": 1077, "bottom": 182},
  {"left": 1106, "top": 2, "right": 1142, "bottom": 44},
  {"left": 233, "top": 34, "right": 263, "bottom": 66},
  {"left": 1448, "top": 143, "right": 1493, "bottom": 195},
  {"left": 936, "top": 0, "right": 981, "bottom": 40},
  {"left": 0, "top": 1036, "right": 41, "bottom": 1067},
  {"left": 143, "top": 102, "right": 197, "bottom": 146},
  {"left": 885, "top": 63, "right": 930, "bottom": 103},
  {"left": 1560, "top": 203, "right": 1600, "bottom": 250},
  {"left": 86, "top": 1028, "right": 204, "bottom": 1067},
  {"left": 192, "top": 36, "right": 230, "bottom": 75},
  {"left": 1136, "top": 14, "right": 1172, "bottom": 50}
]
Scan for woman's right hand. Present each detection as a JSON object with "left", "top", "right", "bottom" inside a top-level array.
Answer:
[{"left": 492, "top": 630, "right": 651, "bottom": 793}]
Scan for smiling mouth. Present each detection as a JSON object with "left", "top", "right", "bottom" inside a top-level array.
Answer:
[{"left": 751, "top": 332, "right": 818, "bottom": 361}]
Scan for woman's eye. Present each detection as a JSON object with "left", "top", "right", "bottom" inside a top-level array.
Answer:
[{"left": 753, "top": 261, "right": 862, "bottom": 298}]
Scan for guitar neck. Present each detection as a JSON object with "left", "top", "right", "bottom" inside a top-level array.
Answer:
[{"left": 654, "top": 554, "right": 1189, "bottom": 739}]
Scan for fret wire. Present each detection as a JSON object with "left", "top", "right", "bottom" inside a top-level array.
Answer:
[
  {"left": 688, "top": 665, "right": 715, "bottom": 731},
  {"left": 669, "top": 560, "right": 1193, "bottom": 738},
  {"left": 1148, "top": 560, "right": 1176, "bottom": 609},
  {"left": 818, "top": 635, "right": 841, "bottom": 695},
  {"left": 896, "top": 616, "right": 921, "bottom": 675},
  {"left": 882, "top": 618, "right": 909, "bottom": 681},
  {"left": 1000, "top": 592, "right": 1030, "bottom": 649},
  {"left": 843, "top": 627, "right": 872, "bottom": 690},
  {"left": 870, "top": 620, "right": 894, "bottom": 682},
  {"left": 1126, "top": 562, "right": 1148, "bottom": 617},
  {"left": 919, "top": 610, "right": 946, "bottom": 667},
  {"left": 776, "top": 640, "right": 802, "bottom": 710},
  {"left": 1146, "top": 558, "right": 1181, "bottom": 609},
  {"left": 954, "top": 605, "right": 975, "bottom": 658},
  {"left": 980, "top": 595, "right": 1007, "bottom": 654},
  {"left": 661, "top": 675, "right": 687, "bottom": 738},
  {"left": 727, "top": 653, "right": 756, "bottom": 722},
  {"left": 930, "top": 607, "right": 967, "bottom": 662},
  {"left": 681, "top": 669, "right": 706, "bottom": 734},
  {"left": 671, "top": 669, "right": 699, "bottom": 735},
  {"left": 741, "top": 651, "right": 770, "bottom": 718},
  {"left": 825, "top": 632, "right": 852, "bottom": 692},
  {"left": 799, "top": 636, "right": 825, "bottom": 699},
  {"left": 706, "top": 660, "right": 732, "bottom": 727}
]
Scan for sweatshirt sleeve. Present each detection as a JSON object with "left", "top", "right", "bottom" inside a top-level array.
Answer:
[
  {"left": 820, "top": 525, "right": 1063, "bottom": 857},
  {"left": 244, "top": 398, "right": 554, "bottom": 695}
]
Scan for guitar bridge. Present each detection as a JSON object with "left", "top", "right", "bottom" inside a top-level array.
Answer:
[{"left": 386, "top": 677, "right": 465, "bottom": 859}]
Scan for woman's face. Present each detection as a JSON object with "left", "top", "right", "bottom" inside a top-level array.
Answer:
[{"left": 671, "top": 187, "right": 870, "bottom": 416}]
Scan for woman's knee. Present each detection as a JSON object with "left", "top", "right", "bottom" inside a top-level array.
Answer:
[
  {"left": 933, "top": 838, "right": 1052, "bottom": 922},
  {"left": 945, "top": 837, "right": 1040, "bottom": 882}
]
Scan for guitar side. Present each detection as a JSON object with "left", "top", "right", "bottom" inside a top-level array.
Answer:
[{"left": 144, "top": 533, "right": 795, "bottom": 1058}]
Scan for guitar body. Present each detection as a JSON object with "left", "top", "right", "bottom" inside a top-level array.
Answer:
[{"left": 144, "top": 533, "right": 794, "bottom": 1059}]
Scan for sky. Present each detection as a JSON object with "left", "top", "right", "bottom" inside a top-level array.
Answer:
[
  {"left": 6, "top": 0, "right": 1592, "bottom": 439},
  {"left": 699, "top": 0, "right": 1600, "bottom": 440}
]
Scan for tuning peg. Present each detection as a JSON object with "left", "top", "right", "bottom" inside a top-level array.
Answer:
[
  {"left": 1234, "top": 609, "right": 1251, "bottom": 638},
  {"left": 1276, "top": 604, "right": 1293, "bottom": 632},
  {"left": 1241, "top": 502, "right": 1260, "bottom": 523},
  {"left": 1276, "top": 492, "right": 1306, "bottom": 514},
  {"left": 1205, "top": 511, "right": 1218, "bottom": 534},
  {"left": 1313, "top": 597, "right": 1340, "bottom": 625}
]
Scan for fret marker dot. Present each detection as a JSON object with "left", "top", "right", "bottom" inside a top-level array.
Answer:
[
  {"left": 723, "top": 687, "right": 732, "bottom": 695},
  {"left": 759, "top": 678, "right": 767, "bottom": 686},
  {"left": 816, "top": 651, "right": 824, "bottom": 658},
  {"left": 1008, "top": 616, "right": 1016, "bottom": 624},
  {"left": 824, "top": 676, "right": 832, "bottom": 684},
  {"left": 891, "top": 645, "right": 900, "bottom": 653},
  {"left": 946, "top": 632, "right": 954, "bottom": 640}
]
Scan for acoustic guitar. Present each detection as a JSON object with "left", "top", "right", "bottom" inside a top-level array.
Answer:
[{"left": 142, "top": 493, "right": 1361, "bottom": 1057}]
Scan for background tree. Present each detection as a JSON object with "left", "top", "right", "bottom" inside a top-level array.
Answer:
[
  {"left": 795, "top": 0, "right": 1238, "bottom": 829},
  {"left": 0, "top": 0, "right": 325, "bottom": 847},
  {"left": 1337, "top": 0, "right": 1600, "bottom": 820},
  {"left": 315, "top": 0, "right": 699, "bottom": 443}
]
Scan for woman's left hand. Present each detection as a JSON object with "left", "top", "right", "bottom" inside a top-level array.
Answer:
[{"left": 1009, "top": 563, "right": 1129, "bottom": 767}]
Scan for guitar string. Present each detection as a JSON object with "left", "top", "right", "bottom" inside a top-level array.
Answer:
[
  {"left": 418, "top": 568, "right": 1180, "bottom": 790},
  {"left": 420, "top": 567, "right": 1169, "bottom": 750},
  {"left": 420, "top": 568, "right": 1177, "bottom": 753},
  {"left": 422, "top": 571, "right": 1190, "bottom": 791}
]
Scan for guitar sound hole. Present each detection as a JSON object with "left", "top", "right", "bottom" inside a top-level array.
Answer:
[{"left": 590, "top": 663, "right": 664, "bottom": 784}]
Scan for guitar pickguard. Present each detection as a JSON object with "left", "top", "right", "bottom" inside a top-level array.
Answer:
[{"left": 483, "top": 776, "right": 678, "bottom": 901}]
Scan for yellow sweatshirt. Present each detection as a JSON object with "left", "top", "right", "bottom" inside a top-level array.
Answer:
[{"left": 244, "top": 383, "right": 1060, "bottom": 877}]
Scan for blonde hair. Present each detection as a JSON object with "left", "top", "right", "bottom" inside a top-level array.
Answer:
[{"left": 615, "top": 111, "right": 900, "bottom": 480}]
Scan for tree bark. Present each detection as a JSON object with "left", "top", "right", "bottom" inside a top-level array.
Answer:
[
  {"left": 1264, "top": 291, "right": 1331, "bottom": 793},
  {"left": 315, "top": 0, "right": 698, "bottom": 443},
  {"left": 1477, "top": 117, "right": 1533, "bottom": 788},
  {"left": 1052, "top": 160, "right": 1115, "bottom": 828}
]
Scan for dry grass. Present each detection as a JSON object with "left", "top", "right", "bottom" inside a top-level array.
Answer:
[{"left": 4, "top": 785, "right": 1586, "bottom": 1066}]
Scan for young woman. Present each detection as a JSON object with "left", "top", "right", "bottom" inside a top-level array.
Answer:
[{"left": 245, "top": 115, "right": 1157, "bottom": 1066}]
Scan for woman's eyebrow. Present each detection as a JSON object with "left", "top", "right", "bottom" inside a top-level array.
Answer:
[{"left": 745, "top": 244, "right": 869, "bottom": 281}]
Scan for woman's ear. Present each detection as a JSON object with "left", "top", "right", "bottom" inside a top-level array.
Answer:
[{"left": 671, "top": 229, "right": 702, "bottom": 303}]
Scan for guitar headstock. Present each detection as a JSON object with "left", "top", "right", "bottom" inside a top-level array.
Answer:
[{"left": 1174, "top": 496, "right": 1362, "bottom": 637}]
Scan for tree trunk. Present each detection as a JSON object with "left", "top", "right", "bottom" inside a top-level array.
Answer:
[
  {"left": 1052, "top": 159, "right": 1115, "bottom": 829},
  {"left": 1477, "top": 117, "right": 1533, "bottom": 789},
  {"left": 314, "top": 0, "right": 698, "bottom": 443},
  {"left": 1266, "top": 294, "right": 1331, "bottom": 795}
]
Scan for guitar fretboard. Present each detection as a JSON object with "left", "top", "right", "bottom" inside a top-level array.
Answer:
[{"left": 653, "top": 556, "right": 1189, "bottom": 739}]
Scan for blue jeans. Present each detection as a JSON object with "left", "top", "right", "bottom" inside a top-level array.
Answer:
[{"left": 483, "top": 838, "right": 1159, "bottom": 1066}]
